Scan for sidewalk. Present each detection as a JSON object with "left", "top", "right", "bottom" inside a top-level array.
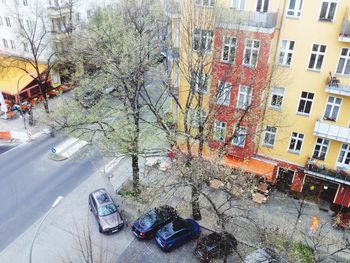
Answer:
[{"left": 0, "top": 157, "right": 134, "bottom": 263}]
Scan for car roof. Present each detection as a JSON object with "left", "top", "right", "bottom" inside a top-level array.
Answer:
[
  {"left": 158, "top": 218, "right": 192, "bottom": 239},
  {"left": 91, "top": 188, "right": 113, "bottom": 205}
]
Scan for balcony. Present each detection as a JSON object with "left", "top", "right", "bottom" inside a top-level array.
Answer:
[
  {"left": 326, "top": 74, "right": 350, "bottom": 97},
  {"left": 314, "top": 120, "right": 350, "bottom": 144},
  {"left": 47, "top": 2, "right": 72, "bottom": 18},
  {"left": 305, "top": 161, "right": 350, "bottom": 185},
  {"left": 218, "top": 10, "right": 278, "bottom": 32},
  {"left": 165, "top": 0, "right": 180, "bottom": 18}
]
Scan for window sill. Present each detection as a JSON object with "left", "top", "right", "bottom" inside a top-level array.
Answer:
[
  {"left": 231, "top": 144, "right": 245, "bottom": 148},
  {"left": 335, "top": 73, "right": 350, "bottom": 78},
  {"left": 323, "top": 117, "right": 336, "bottom": 122},
  {"left": 278, "top": 64, "right": 291, "bottom": 68},
  {"left": 288, "top": 150, "right": 300, "bottom": 155},
  {"left": 216, "top": 103, "right": 230, "bottom": 107},
  {"left": 263, "top": 144, "right": 274, "bottom": 148},
  {"left": 220, "top": 60, "right": 234, "bottom": 65},
  {"left": 268, "top": 106, "right": 282, "bottom": 111},
  {"left": 243, "top": 64, "right": 257, "bottom": 69},
  {"left": 195, "top": 5, "right": 214, "bottom": 8},
  {"left": 296, "top": 112, "right": 310, "bottom": 117},
  {"left": 318, "top": 18, "right": 334, "bottom": 23},
  {"left": 307, "top": 68, "right": 321, "bottom": 73},
  {"left": 286, "top": 15, "right": 301, "bottom": 20}
]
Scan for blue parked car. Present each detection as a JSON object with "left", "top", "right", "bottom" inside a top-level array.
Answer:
[
  {"left": 155, "top": 217, "right": 201, "bottom": 252},
  {"left": 131, "top": 205, "right": 178, "bottom": 239}
]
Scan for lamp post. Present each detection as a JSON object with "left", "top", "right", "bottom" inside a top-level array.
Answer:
[
  {"left": 29, "top": 196, "right": 63, "bottom": 263},
  {"left": 16, "top": 74, "right": 27, "bottom": 129}
]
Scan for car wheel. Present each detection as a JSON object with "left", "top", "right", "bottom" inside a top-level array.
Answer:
[
  {"left": 89, "top": 205, "right": 92, "bottom": 212},
  {"left": 192, "top": 233, "right": 200, "bottom": 240},
  {"left": 99, "top": 225, "right": 103, "bottom": 233}
]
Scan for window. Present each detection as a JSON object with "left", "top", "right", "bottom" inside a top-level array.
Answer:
[
  {"left": 26, "top": 20, "right": 33, "bottom": 31},
  {"left": 87, "top": 10, "right": 92, "bottom": 17},
  {"left": 278, "top": 40, "right": 294, "bottom": 66},
  {"left": 0, "top": 17, "right": 3, "bottom": 26},
  {"left": 23, "top": 42, "right": 29, "bottom": 51},
  {"left": 2, "top": 39, "right": 8, "bottom": 48},
  {"left": 313, "top": 138, "right": 329, "bottom": 160},
  {"left": 191, "top": 71, "right": 209, "bottom": 93},
  {"left": 221, "top": 37, "right": 236, "bottom": 63},
  {"left": 232, "top": 127, "right": 247, "bottom": 147},
  {"left": 195, "top": 0, "right": 214, "bottom": 7},
  {"left": 214, "top": 121, "right": 226, "bottom": 142},
  {"left": 5, "top": 17, "right": 11, "bottom": 27},
  {"left": 256, "top": 0, "right": 269, "bottom": 12},
  {"left": 193, "top": 29, "right": 213, "bottom": 53},
  {"left": 324, "top": 96, "right": 341, "bottom": 121},
  {"left": 217, "top": 81, "right": 231, "bottom": 106},
  {"left": 10, "top": 40, "right": 15, "bottom": 49},
  {"left": 264, "top": 126, "right": 277, "bottom": 147},
  {"left": 237, "top": 85, "right": 252, "bottom": 109},
  {"left": 243, "top": 39, "right": 260, "bottom": 67},
  {"left": 287, "top": 0, "right": 303, "bottom": 17},
  {"left": 189, "top": 109, "right": 207, "bottom": 128},
  {"left": 232, "top": 0, "right": 245, "bottom": 10},
  {"left": 338, "top": 144, "right": 350, "bottom": 167},
  {"left": 270, "top": 87, "right": 285, "bottom": 109},
  {"left": 75, "top": 13, "right": 80, "bottom": 23},
  {"left": 288, "top": 132, "right": 304, "bottom": 153},
  {"left": 23, "top": 0, "right": 28, "bottom": 6},
  {"left": 336, "top": 48, "right": 350, "bottom": 75},
  {"left": 297, "top": 91, "right": 314, "bottom": 115},
  {"left": 319, "top": 0, "right": 337, "bottom": 21},
  {"left": 308, "top": 44, "right": 326, "bottom": 71}
]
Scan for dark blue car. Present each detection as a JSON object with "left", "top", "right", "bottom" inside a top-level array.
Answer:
[
  {"left": 155, "top": 217, "right": 201, "bottom": 252},
  {"left": 131, "top": 206, "right": 178, "bottom": 239}
]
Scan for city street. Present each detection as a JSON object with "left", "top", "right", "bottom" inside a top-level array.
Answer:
[{"left": 0, "top": 134, "right": 103, "bottom": 252}]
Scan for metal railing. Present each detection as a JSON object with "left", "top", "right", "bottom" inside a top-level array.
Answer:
[
  {"left": 218, "top": 10, "right": 278, "bottom": 29},
  {"left": 305, "top": 162, "right": 350, "bottom": 184}
]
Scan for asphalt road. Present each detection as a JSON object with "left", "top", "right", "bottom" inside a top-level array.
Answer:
[{"left": 0, "top": 135, "right": 102, "bottom": 252}]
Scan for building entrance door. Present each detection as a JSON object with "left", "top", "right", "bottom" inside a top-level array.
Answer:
[{"left": 276, "top": 168, "right": 294, "bottom": 193}]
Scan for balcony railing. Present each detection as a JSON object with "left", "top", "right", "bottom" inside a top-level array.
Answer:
[
  {"left": 326, "top": 73, "right": 350, "bottom": 97},
  {"left": 305, "top": 162, "right": 350, "bottom": 185},
  {"left": 314, "top": 120, "right": 350, "bottom": 144},
  {"left": 218, "top": 10, "right": 278, "bottom": 30}
]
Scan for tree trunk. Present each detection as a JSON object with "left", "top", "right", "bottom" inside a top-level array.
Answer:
[
  {"left": 43, "top": 96, "right": 49, "bottom": 113},
  {"left": 191, "top": 184, "right": 201, "bottom": 220},
  {"left": 131, "top": 153, "right": 140, "bottom": 196}
]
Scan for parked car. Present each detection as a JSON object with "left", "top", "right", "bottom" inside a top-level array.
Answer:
[
  {"left": 194, "top": 232, "right": 237, "bottom": 262},
  {"left": 80, "top": 90, "right": 102, "bottom": 108},
  {"left": 244, "top": 248, "right": 287, "bottom": 263},
  {"left": 155, "top": 217, "right": 201, "bottom": 252},
  {"left": 88, "top": 188, "right": 124, "bottom": 234},
  {"left": 131, "top": 205, "right": 178, "bottom": 239}
]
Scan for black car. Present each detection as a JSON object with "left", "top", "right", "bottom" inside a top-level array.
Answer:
[
  {"left": 195, "top": 232, "right": 238, "bottom": 262},
  {"left": 131, "top": 205, "right": 178, "bottom": 239}
]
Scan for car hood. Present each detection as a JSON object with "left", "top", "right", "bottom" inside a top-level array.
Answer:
[{"left": 99, "top": 212, "right": 122, "bottom": 229}]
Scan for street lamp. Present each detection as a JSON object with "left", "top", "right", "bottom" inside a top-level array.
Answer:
[
  {"left": 16, "top": 74, "right": 27, "bottom": 129},
  {"left": 29, "top": 196, "right": 64, "bottom": 263}
]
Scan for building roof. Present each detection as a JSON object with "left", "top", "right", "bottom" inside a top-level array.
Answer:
[{"left": 0, "top": 57, "right": 47, "bottom": 95}]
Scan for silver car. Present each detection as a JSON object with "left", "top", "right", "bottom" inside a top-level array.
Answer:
[{"left": 88, "top": 188, "right": 124, "bottom": 234}]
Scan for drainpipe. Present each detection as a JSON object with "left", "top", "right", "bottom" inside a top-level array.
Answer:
[{"left": 255, "top": 0, "right": 288, "bottom": 155}]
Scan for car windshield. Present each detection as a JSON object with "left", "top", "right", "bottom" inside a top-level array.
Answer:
[
  {"left": 158, "top": 218, "right": 190, "bottom": 239},
  {"left": 98, "top": 203, "right": 117, "bottom": 217},
  {"left": 139, "top": 211, "right": 156, "bottom": 228}
]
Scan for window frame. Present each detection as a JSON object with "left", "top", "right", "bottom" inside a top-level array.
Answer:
[
  {"left": 269, "top": 87, "right": 285, "bottom": 109},
  {"left": 193, "top": 29, "right": 214, "bottom": 53},
  {"left": 296, "top": 91, "right": 314, "bottom": 116},
  {"left": 213, "top": 121, "right": 227, "bottom": 142},
  {"left": 236, "top": 85, "right": 252, "bottom": 110},
  {"left": 2, "top": 39, "right": 8, "bottom": 49},
  {"left": 243, "top": 39, "right": 260, "bottom": 68},
  {"left": 288, "top": 132, "right": 304, "bottom": 154},
  {"left": 312, "top": 138, "right": 330, "bottom": 161},
  {"left": 256, "top": 0, "right": 269, "bottom": 13},
  {"left": 318, "top": 0, "right": 338, "bottom": 22},
  {"left": 323, "top": 96, "right": 342, "bottom": 122},
  {"left": 191, "top": 71, "right": 210, "bottom": 94},
  {"left": 5, "top": 17, "right": 11, "bottom": 27},
  {"left": 278, "top": 40, "right": 295, "bottom": 67},
  {"left": 263, "top": 126, "right": 277, "bottom": 147},
  {"left": 286, "top": 0, "right": 303, "bottom": 18},
  {"left": 231, "top": 126, "right": 247, "bottom": 147},
  {"left": 221, "top": 36, "right": 236, "bottom": 63},
  {"left": 336, "top": 48, "right": 350, "bottom": 76},
  {"left": 337, "top": 143, "right": 350, "bottom": 168},
  {"left": 231, "top": 0, "right": 245, "bottom": 10},
  {"left": 217, "top": 81, "right": 232, "bottom": 106},
  {"left": 189, "top": 109, "right": 207, "bottom": 128},
  {"left": 195, "top": 0, "right": 215, "bottom": 7},
  {"left": 307, "top": 44, "right": 327, "bottom": 71}
]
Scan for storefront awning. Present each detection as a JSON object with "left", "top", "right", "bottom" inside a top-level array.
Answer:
[{"left": 0, "top": 57, "right": 46, "bottom": 95}]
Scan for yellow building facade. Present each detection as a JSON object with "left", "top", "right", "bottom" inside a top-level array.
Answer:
[{"left": 168, "top": 0, "right": 350, "bottom": 206}]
